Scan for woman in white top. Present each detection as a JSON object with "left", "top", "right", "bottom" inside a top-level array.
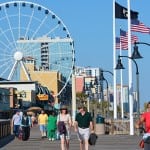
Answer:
[{"left": 57, "top": 105, "right": 72, "bottom": 150}]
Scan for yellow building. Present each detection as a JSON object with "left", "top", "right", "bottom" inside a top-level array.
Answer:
[{"left": 20, "top": 57, "right": 62, "bottom": 101}]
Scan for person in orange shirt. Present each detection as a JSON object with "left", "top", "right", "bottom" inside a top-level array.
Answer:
[{"left": 38, "top": 109, "right": 48, "bottom": 139}]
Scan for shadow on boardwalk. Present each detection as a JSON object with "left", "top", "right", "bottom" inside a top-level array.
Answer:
[
  {"left": 0, "top": 134, "right": 15, "bottom": 148},
  {"left": 0, "top": 125, "right": 142, "bottom": 150}
]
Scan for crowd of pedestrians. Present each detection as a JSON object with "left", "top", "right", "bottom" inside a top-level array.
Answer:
[{"left": 11, "top": 104, "right": 95, "bottom": 150}]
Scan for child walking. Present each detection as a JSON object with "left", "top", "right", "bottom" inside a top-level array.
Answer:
[{"left": 47, "top": 111, "right": 57, "bottom": 141}]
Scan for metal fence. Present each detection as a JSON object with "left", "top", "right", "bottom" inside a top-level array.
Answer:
[
  {"left": 99, "top": 119, "right": 139, "bottom": 135},
  {"left": 0, "top": 119, "right": 11, "bottom": 139}
]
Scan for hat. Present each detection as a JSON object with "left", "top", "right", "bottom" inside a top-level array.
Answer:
[{"left": 60, "top": 105, "right": 67, "bottom": 110}]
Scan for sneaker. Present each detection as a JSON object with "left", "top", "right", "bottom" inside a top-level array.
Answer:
[
  {"left": 52, "top": 138, "right": 54, "bottom": 141},
  {"left": 49, "top": 138, "right": 52, "bottom": 141}
]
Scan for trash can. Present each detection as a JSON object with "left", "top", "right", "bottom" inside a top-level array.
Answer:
[
  {"left": 96, "top": 115, "right": 105, "bottom": 124},
  {"left": 95, "top": 114, "right": 105, "bottom": 134}
]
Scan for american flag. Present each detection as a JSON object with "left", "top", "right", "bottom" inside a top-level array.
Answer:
[
  {"left": 120, "top": 29, "right": 138, "bottom": 44},
  {"left": 131, "top": 20, "right": 150, "bottom": 33},
  {"left": 116, "top": 37, "right": 128, "bottom": 50}
]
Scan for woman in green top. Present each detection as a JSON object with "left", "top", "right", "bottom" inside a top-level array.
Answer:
[{"left": 47, "top": 111, "right": 57, "bottom": 141}]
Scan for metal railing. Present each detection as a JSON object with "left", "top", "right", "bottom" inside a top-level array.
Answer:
[
  {"left": 104, "top": 119, "right": 139, "bottom": 135},
  {"left": 0, "top": 119, "right": 11, "bottom": 139}
]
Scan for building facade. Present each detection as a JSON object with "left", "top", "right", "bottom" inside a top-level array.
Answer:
[
  {"left": 17, "top": 36, "right": 74, "bottom": 103},
  {"left": 0, "top": 81, "right": 38, "bottom": 108}
]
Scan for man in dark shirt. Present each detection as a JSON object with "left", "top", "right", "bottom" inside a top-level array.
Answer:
[{"left": 74, "top": 105, "right": 94, "bottom": 150}]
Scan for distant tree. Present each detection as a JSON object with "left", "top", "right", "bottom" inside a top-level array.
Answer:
[
  {"left": 76, "top": 92, "right": 87, "bottom": 104},
  {"left": 96, "top": 101, "right": 109, "bottom": 117}
]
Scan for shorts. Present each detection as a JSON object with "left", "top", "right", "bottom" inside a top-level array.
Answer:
[
  {"left": 59, "top": 129, "right": 70, "bottom": 140},
  {"left": 39, "top": 124, "right": 47, "bottom": 132},
  {"left": 77, "top": 127, "right": 90, "bottom": 141}
]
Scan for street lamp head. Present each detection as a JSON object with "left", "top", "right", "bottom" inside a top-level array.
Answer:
[
  {"left": 115, "top": 57, "right": 125, "bottom": 69},
  {"left": 132, "top": 44, "right": 143, "bottom": 59}
]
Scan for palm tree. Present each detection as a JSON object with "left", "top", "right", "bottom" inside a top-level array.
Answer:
[{"left": 76, "top": 92, "right": 87, "bottom": 105}]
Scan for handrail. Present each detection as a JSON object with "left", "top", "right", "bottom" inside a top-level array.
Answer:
[{"left": 0, "top": 120, "right": 11, "bottom": 139}]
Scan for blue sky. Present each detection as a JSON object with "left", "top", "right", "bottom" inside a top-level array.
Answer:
[{"left": 1, "top": 0, "right": 150, "bottom": 108}]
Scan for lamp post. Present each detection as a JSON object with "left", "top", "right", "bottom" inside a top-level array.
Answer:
[
  {"left": 104, "top": 78, "right": 109, "bottom": 117},
  {"left": 93, "top": 70, "right": 99, "bottom": 102},
  {"left": 101, "top": 70, "right": 113, "bottom": 117},
  {"left": 94, "top": 69, "right": 111, "bottom": 117},
  {"left": 134, "top": 41, "right": 150, "bottom": 48},
  {"left": 93, "top": 69, "right": 103, "bottom": 116},
  {"left": 102, "top": 70, "right": 113, "bottom": 76},
  {"left": 85, "top": 81, "right": 93, "bottom": 112},
  {"left": 99, "top": 70, "right": 110, "bottom": 117},
  {"left": 115, "top": 54, "right": 142, "bottom": 119},
  {"left": 99, "top": 70, "right": 105, "bottom": 101}
]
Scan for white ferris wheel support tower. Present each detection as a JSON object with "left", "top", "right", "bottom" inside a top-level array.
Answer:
[{"left": 8, "top": 51, "right": 31, "bottom": 81}]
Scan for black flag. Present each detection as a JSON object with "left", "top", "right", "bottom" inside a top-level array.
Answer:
[{"left": 115, "top": 2, "right": 138, "bottom": 20}]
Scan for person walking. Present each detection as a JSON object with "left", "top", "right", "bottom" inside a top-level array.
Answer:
[
  {"left": 11, "top": 110, "right": 22, "bottom": 137},
  {"left": 47, "top": 110, "right": 57, "bottom": 141},
  {"left": 38, "top": 109, "right": 48, "bottom": 139},
  {"left": 136, "top": 101, "right": 150, "bottom": 149},
  {"left": 57, "top": 105, "right": 72, "bottom": 150},
  {"left": 31, "top": 113, "right": 37, "bottom": 127},
  {"left": 74, "top": 105, "right": 94, "bottom": 150},
  {"left": 20, "top": 111, "right": 31, "bottom": 140},
  {"left": 136, "top": 101, "right": 150, "bottom": 132}
]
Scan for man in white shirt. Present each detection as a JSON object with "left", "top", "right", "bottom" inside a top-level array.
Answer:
[{"left": 11, "top": 110, "right": 21, "bottom": 137}]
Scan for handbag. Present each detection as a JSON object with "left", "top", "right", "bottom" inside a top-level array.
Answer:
[
  {"left": 57, "top": 121, "right": 67, "bottom": 135},
  {"left": 57, "top": 114, "right": 67, "bottom": 135},
  {"left": 88, "top": 133, "right": 98, "bottom": 145}
]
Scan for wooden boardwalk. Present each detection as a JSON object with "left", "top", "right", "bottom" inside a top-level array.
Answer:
[{"left": 0, "top": 125, "right": 142, "bottom": 150}]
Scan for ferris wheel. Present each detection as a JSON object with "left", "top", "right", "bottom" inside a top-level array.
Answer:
[{"left": 0, "top": 1, "right": 75, "bottom": 96}]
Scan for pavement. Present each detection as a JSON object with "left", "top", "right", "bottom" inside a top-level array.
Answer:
[{"left": 0, "top": 125, "right": 143, "bottom": 150}]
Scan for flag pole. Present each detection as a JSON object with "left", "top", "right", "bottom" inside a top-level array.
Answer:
[
  {"left": 120, "top": 55, "right": 124, "bottom": 119},
  {"left": 127, "top": 0, "right": 134, "bottom": 135},
  {"left": 119, "top": 27, "right": 124, "bottom": 119},
  {"left": 113, "top": 0, "right": 117, "bottom": 119}
]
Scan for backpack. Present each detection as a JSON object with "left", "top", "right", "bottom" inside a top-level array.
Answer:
[{"left": 57, "top": 121, "right": 67, "bottom": 135}]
